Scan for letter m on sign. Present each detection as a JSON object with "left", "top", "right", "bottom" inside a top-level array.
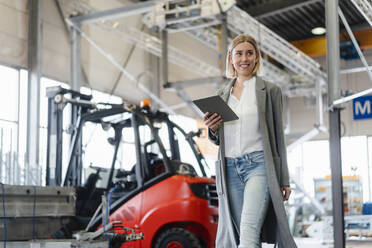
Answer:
[{"left": 353, "top": 95, "right": 372, "bottom": 120}]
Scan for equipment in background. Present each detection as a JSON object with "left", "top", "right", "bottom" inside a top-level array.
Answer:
[
  {"left": 45, "top": 86, "right": 218, "bottom": 247},
  {"left": 314, "top": 176, "right": 363, "bottom": 215}
]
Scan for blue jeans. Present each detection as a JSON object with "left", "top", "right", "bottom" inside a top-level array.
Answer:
[{"left": 226, "top": 151, "right": 270, "bottom": 248}]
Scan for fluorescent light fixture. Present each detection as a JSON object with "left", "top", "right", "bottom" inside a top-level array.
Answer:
[
  {"left": 112, "top": 22, "right": 119, "bottom": 29},
  {"left": 311, "top": 27, "right": 326, "bottom": 35}
]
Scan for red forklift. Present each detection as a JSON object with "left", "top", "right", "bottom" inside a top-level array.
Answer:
[{"left": 46, "top": 86, "right": 218, "bottom": 247}]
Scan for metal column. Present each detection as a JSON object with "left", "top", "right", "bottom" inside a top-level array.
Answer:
[
  {"left": 64, "top": 115, "right": 82, "bottom": 186},
  {"left": 150, "top": 54, "right": 160, "bottom": 111},
  {"left": 71, "top": 103, "right": 83, "bottom": 186},
  {"left": 326, "top": 0, "right": 345, "bottom": 247},
  {"left": 46, "top": 97, "right": 63, "bottom": 186},
  {"left": 70, "top": 22, "right": 83, "bottom": 186},
  {"left": 131, "top": 114, "right": 143, "bottom": 188},
  {"left": 148, "top": 28, "right": 161, "bottom": 111},
  {"left": 26, "top": 0, "right": 42, "bottom": 185},
  {"left": 220, "top": 13, "right": 228, "bottom": 74},
  {"left": 106, "top": 127, "right": 123, "bottom": 189},
  {"left": 162, "top": 30, "right": 168, "bottom": 87},
  {"left": 70, "top": 22, "right": 82, "bottom": 91}
]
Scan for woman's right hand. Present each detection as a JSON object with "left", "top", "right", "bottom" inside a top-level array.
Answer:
[{"left": 203, "top": 112, "right": 222, "bottom": 133}]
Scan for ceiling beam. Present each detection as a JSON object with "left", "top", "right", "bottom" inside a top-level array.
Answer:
[
  {"left": 240, "top": 0, "right": 322, "bottom": 18},
  {"left": 291, "top": 28, "right": 372, "bottom": 57},
  {"left": 69, "top": 1, "right": 154, "bottom": 25}
]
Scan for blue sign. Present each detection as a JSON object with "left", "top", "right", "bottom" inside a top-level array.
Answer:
[{"left": 353, "top": 95, "right": 372, "bottom": 120}]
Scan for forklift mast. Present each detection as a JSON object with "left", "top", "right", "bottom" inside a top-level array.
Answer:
[{"left": 46, "top": 86, "right": 92, "bottom": 186}]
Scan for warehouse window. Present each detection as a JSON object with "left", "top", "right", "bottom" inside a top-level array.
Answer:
[
  {"left": 368, "top": 136, "right": 372, "bottom": 202},
  {"left": 287, "top": 136, "right": 371, "bottom": 203},
  {"left": 0, "top": 69, "right": 210, "bottom": 185},
  {"left": 0, "top": 66, "right": 18, "bottom": 122},
  {"left": 0, "top": 64, "right": 204, "bottom": 186},
  {"left": 342, "top": 136, "right": 369, "bottom": 203},
  {"left": 0, "top": 65, "right": 19, "bottom": 184}
]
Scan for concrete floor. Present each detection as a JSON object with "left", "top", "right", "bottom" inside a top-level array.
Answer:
[{"left": 262, "top": 238, "right": 372, "bottom": 248}]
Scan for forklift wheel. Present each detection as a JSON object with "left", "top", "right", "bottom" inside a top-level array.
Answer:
[{"left": 154, "top": 228, "right": 202, "bottom": 248}]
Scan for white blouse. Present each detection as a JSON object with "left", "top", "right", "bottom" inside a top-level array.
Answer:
[{"left": 224, "top": 77, "right": 264, "bottom": 158}]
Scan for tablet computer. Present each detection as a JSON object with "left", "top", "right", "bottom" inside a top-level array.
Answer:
[{"left": 192, "top": 95, "right": 239, "bottom": 122}]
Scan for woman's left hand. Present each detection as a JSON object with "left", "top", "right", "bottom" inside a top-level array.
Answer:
[{"left": 280, "top": 186, "right": 291, "bottom": 201}]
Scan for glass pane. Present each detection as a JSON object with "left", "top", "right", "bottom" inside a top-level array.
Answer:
[
  {"left": 81, "top": 122, "right": 116, "bottom": 188},
  {"left": 83, "top": 122, "right": 115, "bottom": 169},
  {"left": 0, "top": 65, "right": 18, "bottom": 122},
  {"left": 173, "top": 127, "right": 203, "bottom": 177},
  {"left": 157, "top": 121, "right": 171, "bottom": 157},
  {"left": 120, "top": 127, "right": 136, "bottom": 171},
  {"left": 287, "top": 143, "right": 304, "bottom": 184},
  {"left": 18, "top": 70, "right": 28, "bottom": 171},
  {"left": 39, "top": 127, "right": 47, "bottom": 185},
  {"left": 341, "top": 136, "right": 368, "bottom": 206},
  {"left": 139, "top": 124, "right": 167, "bottom": 180},
  {"left": 367, "top": 136, "right": 372, "bottom": 202},
  {"left": 302, "top": 140, "right": 330, "bottom": 197},
  {"left": 0, "top": 121, "right": 18, "bottom": 184}
]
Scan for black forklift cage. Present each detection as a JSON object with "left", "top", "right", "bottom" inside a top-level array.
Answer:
[
  {"left": 62, "top": 105, "right": 176, "bottom": 188},
  {"left": 46, "top": 86, "right": 211, "bottom": 229},
  {"left": 170, "top": 121, "right": 208, "bottom": 177},
  {"left": 86, "top": 113, "right": 210, "bottom": 231},
  {"left": 158, "top": 116, "right": 207, "bottom": 177},
  {"left": 46, "top": 86, "right": 177, "bottom": 188}
]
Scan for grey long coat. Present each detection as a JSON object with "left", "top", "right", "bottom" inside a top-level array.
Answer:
[{"left": 209, "top": 77, "right": 297, "bottom": 248}]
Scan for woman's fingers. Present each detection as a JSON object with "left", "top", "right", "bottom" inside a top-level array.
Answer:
[
  {"left": 204, "top": 113, "right": 221, "bottom": 125},
  {"left": 210, "top": 119, "right": 223, "bottom": 132},
  {"left": 204, "top": 113, "right": 217, "bottom": 124},
  {"left": 280, "top": 186, "right": 291, "bottom": 201},
  {"left": 203, "top": 113, "right": 222, "bottom": 132},
  {"left": 203, "top": 112, "right": 210, "bottom": 121},
  {"left": 206, "top": 114, "right": 221, "bottom": 127}
]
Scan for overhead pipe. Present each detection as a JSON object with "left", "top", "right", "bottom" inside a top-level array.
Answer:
[{"left": 67, "top": 19, "right": 176, "bottom": 115}]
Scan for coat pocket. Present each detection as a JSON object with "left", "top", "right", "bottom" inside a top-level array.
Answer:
[{"left": 215, "top": 160, "right": 224, "bottom": 196}]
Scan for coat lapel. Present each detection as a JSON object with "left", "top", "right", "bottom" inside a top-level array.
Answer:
[
  {"left": 220, "top": 78, "right": 236, "bottom": 102},
  {"left": 256, "top": 77, "right": 266, "bottom": 114},
  {"left": 218, "top": 78, "right": 235, "bottom": 135}
]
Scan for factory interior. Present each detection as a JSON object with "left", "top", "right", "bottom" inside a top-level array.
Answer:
[{"left": 1, "top": 0, "right": 372, "bottom": 247}]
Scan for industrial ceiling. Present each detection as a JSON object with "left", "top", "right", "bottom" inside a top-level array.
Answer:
[{"left": 238, "top": 0, "right": 369, "bottom": 42}]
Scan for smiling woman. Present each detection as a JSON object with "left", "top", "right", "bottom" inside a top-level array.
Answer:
[
  {"left": 204, "top": 34, "right": 297, "bottom": 248},
  {"left": 226, "top": 35, "right": 262, "bottom": 81}
]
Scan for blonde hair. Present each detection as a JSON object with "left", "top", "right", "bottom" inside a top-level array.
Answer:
[{"left": 225, "top": 34, "right": 262, "bottom": 78}]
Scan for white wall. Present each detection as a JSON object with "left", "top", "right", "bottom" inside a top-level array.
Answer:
[
  {"left": 0, "top": 0, "right": 28, "bottom": 68},
  {"left": 0, "top": 0, "right": 371, "bottom": 138}
]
